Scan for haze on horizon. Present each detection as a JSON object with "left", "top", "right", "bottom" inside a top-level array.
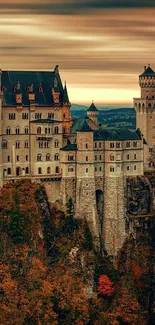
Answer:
[{"left": 0, "top": 0, "right": 155, "bottom": 105}]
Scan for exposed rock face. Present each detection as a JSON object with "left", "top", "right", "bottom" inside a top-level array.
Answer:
[{"left": 127, "top": 176, "right": 151, "bottom": 216}]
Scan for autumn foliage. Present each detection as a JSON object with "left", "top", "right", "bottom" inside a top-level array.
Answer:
[{"left": 97, "top": 274, "right": 114, "bottom": 296}]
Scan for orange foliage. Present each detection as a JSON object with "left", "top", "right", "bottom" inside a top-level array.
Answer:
[{"left": 97, "top": 274, "right": 114, "bottom": 296}]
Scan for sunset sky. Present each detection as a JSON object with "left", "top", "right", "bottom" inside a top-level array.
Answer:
[{"left": 0, "top": 0, "right": 155, "bottom": 105}]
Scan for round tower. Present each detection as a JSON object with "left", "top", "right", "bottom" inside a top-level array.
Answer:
[
  {"left": 87, "top": 101, "right": 98, "bottom": 125},
  {"left": 133, "top": 64, "right": 155, "bottom": 168}
]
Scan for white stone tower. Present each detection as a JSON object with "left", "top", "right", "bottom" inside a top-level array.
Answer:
[{"left": 134, "top": 64, "right": 155, "bottom": 168}]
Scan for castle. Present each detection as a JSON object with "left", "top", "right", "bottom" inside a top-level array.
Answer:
[{"left": 0, "top": 64, "right": 153, "bottom": 255}]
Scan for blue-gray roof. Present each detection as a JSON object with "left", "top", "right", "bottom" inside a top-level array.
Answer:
[
  {"left": 139, "top": 66, "right": 155, "bottom": 77},
  {"left": 1, "top": 69, "right": 64, "bottom": 106},
  {"left": 60, "top": 143, "right": 77, "bottom": 151},
  {"left": 94, "top": 129, "right": 142, "bottom": 141}
]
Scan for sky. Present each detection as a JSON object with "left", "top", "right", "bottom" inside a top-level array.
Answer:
[{"left": 0, "top": 0, "right": 155, "bottom": 105}]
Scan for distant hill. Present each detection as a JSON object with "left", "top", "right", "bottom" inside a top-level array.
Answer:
[{"left": 71, "top": 104, "right": 136, "bottom": 129}]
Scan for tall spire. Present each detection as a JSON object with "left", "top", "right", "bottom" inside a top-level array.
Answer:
[{"left": 63, "top": 81, "right": 69, "bottom": 104}]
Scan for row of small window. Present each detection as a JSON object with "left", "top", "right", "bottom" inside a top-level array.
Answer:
[
  {"left": 5, "top": 166, "right": 60, "bottom": 176},
  {"left": 110, "top": 166, "right": 137, "bottom": 172},
  {"left": 37, "top": 126, "right": 59, "bottom": 134},
  {"left": 110, "top": 141, "right": 137, "bottom": 148},
  {"left": 110, "top": 154, "right": 137, "bottom": 161},
  {"left": 38, "top": 166, "right": 60, "bottom": 174},
  {"left": 95, "top": 155, "right": 102, "bottom": 161},
  {"left": 2, "top": 140, "right": 29, "bottom": 149},
  {"left": 4, "top": 167, "right": 29, "bottom": 175},
  {"left": 8, "top": 113, "right": 55, "bottom": 120},
  {"left": 6, "top": 127, "right": 29, "bottom": 135},
  {"left": 7, "top": 155, "right": 29, "bottom": 162},
  {"left": 37, "top": 153, "right": 59, "bottom": 161}
]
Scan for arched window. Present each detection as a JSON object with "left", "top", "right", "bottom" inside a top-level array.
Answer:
[
  {"left": 24, "top": 140, "right": 29, "bottom": 148},
  {"left": 6, "top": 127, "right": 11, "bottom": 135},
  {"left": 148, "top": 103, "right": 152, "bottom": 108},
  {"left": 116, "top": 154, "right": 121, "bottom": 161},
  {"left": 54, "top": 126, "right": 59, "bottom": 134},
  {"left": 25, "top": 127, "right": 29, "bottom": 135},
  {"left": 68, "top": 166, "right": 74, "bottom": 172},
  {"left": 2, "top": 140, "right": 8, "bottom": 149},
  {"left": 15, "top": 127, "right": 20, "bottom": 135},
  {"left": 37, "top": 154, "right": 42, "bottom": 161},
  {"left": 47, "top": 167, "right": 51, "bottom": 174},
  {"left": 68, "top": 154, "right": 74, "bottom": 161},
  {"left": 110, "top": 154, "right": 114, "bottom": 161},
  {"left": 55, "top": 166, "right": 60, "bottom": 173},
  {"left": 86, "top": 156, "right": 88, "bottom": 162},
  {"left": 46, "top": 153, "right": 50, "bottom": 161},
  {"left": 126, "top": 142, "right": 130, "bottom": 148},
  {"left": 26, "top": 167, "right": 29, "bottom": 174},
  {"left": 38, "top": 167, "right": 42, "bottom": 174},
  {"left": 54, "top": 153, "right": 59, "bottom": 161},
  {"left": 7, "top": 168, "right": 11, "bottom": 175},
  {"left": 86, "top": 143, "right": 88, "bottom": 149},
  {"left": 45, "top": 127, "right": 47, "bottom": 134},
  {"left": 133, "top": 141, "right": 137, "bottom": 147},
  {"left": 37, "top": 127, "right": 41, "bottom": 134},
  {"left": 54, "top": 140, "right": 59, "bottom": 148},
  {"left": 138, "top": 103, "right": 141, "bottom": 108},
  {"left": 15, "top": 141, "right": 20, "bottom": 149},
  {"left": 63, "top": 113, "right": 66, "bottom": 119}
]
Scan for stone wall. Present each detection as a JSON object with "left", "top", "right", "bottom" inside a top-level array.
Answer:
[{"left": 60, "top": 177, "right": 76, "bottom": 208}]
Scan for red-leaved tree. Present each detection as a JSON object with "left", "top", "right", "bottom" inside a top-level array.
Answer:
[{"left": 97, "top": 274, "right": 114, "bottom": 297}]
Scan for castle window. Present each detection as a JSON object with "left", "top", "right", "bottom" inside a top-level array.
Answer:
[
  {"left": 48, "top": 128, "right": 51, "bottom": 134},
  {"left": 133, "top": 141, "right": 137, "bottom": 147},
  {"left": 38, "top": 86, "right": 43, "bottom": 92},
  {"left": 110, "top": 154, "right": 114, "bottom": 161},
  {"left": 134, "top": 154, "right": 137, "bottom": 159},
  {"left": 45, "top": 127, "right": 47, "bottom": 134},
  {"left": 54, "top": 126, "right": 59, "bottom": 134},
  {"left": 116, "top": 142, "right": 120, "bottom": 148},
  {"left": 86, "top": 168, "right": 88, "bottom": 173},
  {"left": 38, "top": 167, "right": 42, "bottom": 174},
  {"left": 46, "top": 153, "right": 51, "bottom": 161},
  {"left": 55, "top": 166, "right": 60, "bottom": 173},
  {"left": 39, "top": 142, "right": 43, "bottom": 148},
  {"left": 95, "top": 142, "right": 97, "bottom": 148},
  {"left": 37, "top": 127, "right": 41, "bottom": 134},
  {"left": 47, "top": 167, "right": 51, "bottom": 174},
  {"left": 48, "top": 112, "right": 54, "bottom": 119},
  {"left": 8, "top": 156, "right": 10, "bottom": 162},
  {"left": 86, "top": 156, "right": 88, "bottom": 162},
  {"left": 99, "top": 142, "right": 101, "bottom": 148},
  {"left": 110, "top": 167, "right": 114, "bottom": 172},
  {"left": 6, "top": 127, "right": 11, "bottom": 135},
  {"left": 127, "top": 154, "right": 129, "bottom": 160},
  {"left": 63, "top": 128, "right": 66, "bottom": 134},
  {"left": 15, "top": 127, "right": 20, "bottom": 135},
  {"left": 2, "top": 140, "right": 8, "bottom": 149},
  {"left": 24, "top": 140, "right": 29, "bottom": 148},
  {"left": 95, "top": 155, "right": 97, "bottom": 161},
  {"left": 68, "top": 154, "right": 74, "bottom": 161},
  {"left": 16, "top": 155, "right": 19, "bottom": 162},
  {"left": 25, "top": 127, "right": 29, "bottom": 135},
  {"left": 9, "top": 113, "right": 15, "bottom": 120},
  {"left": 116, "top": 154, "right": 121, "bottom": 161},
  {"left": 26, "top": 155, "right": 28, "bottom": 161},
  {"left": 68, "top": 166, "right": 74, "bottom": 172},
  {"left": 95, "top": 167, "right": 97, "bottom": 172},
  {"left": 134, "top": 165, "right": 137, "bottom": 170},
  {"left": 110, "top": 143, "right": 114, "bottom": 148},
  {"left": 7, "top": 168, "right": 11, "bottom": 175},
  {"left": 150, "top": 116, "right": 152, "bottom": 119},
  {"left": 35, "top": 113, "right": 42, "bottom": 119},
  {"left": 22, "top": 113, "right": 29, "bottom": 119},
  {"left": 15, "top": 141, "right": 20, "bottom": 149},
  {"left": 37, "top": 154, "right": 42, "bottom": 161},
  {"left": 148, "top": 103, "right": 152, "bottom": 108},
  {"left": 26, "top": 167, "right": 29, "bottom": 174},
  {"left": 86, "top": 143, "right": 88, "bottom": 149},
  {"left": 54, "top": 153, "right": 59, "bottom": 161},
  {"left": 63, "top": 113, "right": 66, "bottom": 119},
  {"left": 149, "top": 147, "right": 153, "bottom": 152},
  {"left": 126, "top": 142, "right": 130, "bottom": 148},
  {"left": 99, "top": 155, "right": 102, "bottom": 160},
  {"left": 127, "top": 166, "right": 130, "bottom": 171},
  {"left": 54, "top": 140, "right": 59, "bottom": 148}
]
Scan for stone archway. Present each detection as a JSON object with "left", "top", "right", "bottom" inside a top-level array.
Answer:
[{"left": 96, "top": 189, "right": 104, "bottom": 230}]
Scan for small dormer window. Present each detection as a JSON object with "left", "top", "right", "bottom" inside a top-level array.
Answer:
[
  {"left": 2, "top": 86, "right": 6, "bottom": 92},
  {"left": 27, "top": 86, "right": 31, "bottom": 92},
  {"left": 13, "top": 86, "right": 17, "bottom": 92},
  {"left": 39, "top": 86, "right": 43, "bottom": 92}
]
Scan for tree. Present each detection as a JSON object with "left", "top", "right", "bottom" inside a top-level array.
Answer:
[{"left": 97, "top": 274, "right": 114, "bottom": 297}]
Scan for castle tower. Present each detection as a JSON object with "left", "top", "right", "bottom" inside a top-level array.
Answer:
[
  {"left": 75, "top": 121, "right": 100, "bottom": 241},
  {"left": 0, "top": 69, "right": 3, "bottom": 187},
  {"left": 87, "top": 101, "right": 98, "bottom": 126},
  {"left": 134, "top": 64, "right": 155, "bottom": 168},
  {"left": 62, "top": 82, "right": 71, "bottom": 135}
]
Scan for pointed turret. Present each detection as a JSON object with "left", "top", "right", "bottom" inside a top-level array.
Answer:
[
  {"left": 63, "top": 81, "right": 69, "bottom": 104},
  {"left": 87, "top": 101, "right": 98, "bottom": 125}
]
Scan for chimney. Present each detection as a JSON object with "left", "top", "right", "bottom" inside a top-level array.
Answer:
[{"left": 144, "top": 66, "right": 146, "bottom": 71}]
